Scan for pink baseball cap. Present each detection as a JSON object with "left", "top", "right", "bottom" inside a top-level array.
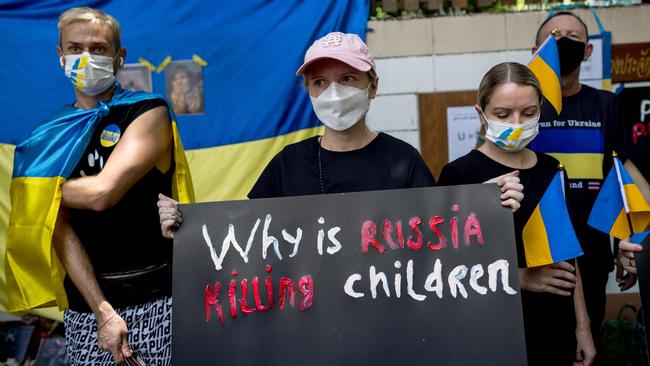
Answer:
[{"left": 296, "top": 32, "right": 375, "bottom": 76}]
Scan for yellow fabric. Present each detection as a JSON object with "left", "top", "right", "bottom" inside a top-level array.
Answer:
[
  {"left": 547, "top": 153, "right": 604, "bottom": 180},
  {"left": 0, "top": 143, "right": 15, "bottom": 314},
  {"left": 0, "top": 144, "right": 63, "bottom": 320},
  {"left": 528, "top": 57, "right": 562, "bottom": 114},
  {"left": 611, "top": 208, "right": 631, "bottom": 240},
  {"left": 187, "top": 126, "right": 323, "bottom": 201},
  {"left": 624, "top": 184, "right": 650, "bottom": 233},
  {"left": 522, "top": 205, "right": 553, "bottom": 267},
  {"left": 5, "top": 176, "right": 67, "bottom": 311},
  {"left": 171, "top": 121, "right": 195, "bottom": 204}
]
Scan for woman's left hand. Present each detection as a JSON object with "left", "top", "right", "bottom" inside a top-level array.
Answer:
[
  {"left": 574, "top": 326, "right": 596, "bottom": 366},
  {"left": 484, "top": 170, "right": 524, "bottom": 212}
]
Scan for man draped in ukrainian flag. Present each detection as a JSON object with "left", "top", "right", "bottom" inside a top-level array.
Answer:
[{"left": 4, "top": 7, "right": 193, "bottom": 365}]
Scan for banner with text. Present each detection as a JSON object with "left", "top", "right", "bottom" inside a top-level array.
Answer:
[{"left": 172, "top": 185, "right": 527, "bottom": 365}]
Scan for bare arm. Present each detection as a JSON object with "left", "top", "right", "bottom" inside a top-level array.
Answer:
[
  {"left": 61, "top": 106, "right": 172, "bottom": 211},
  {"left": 52, "top": 208, "right": 132, "bottom": 362},
  {"left": 573, "top": 262, "right": 595, "bottom": 365}
]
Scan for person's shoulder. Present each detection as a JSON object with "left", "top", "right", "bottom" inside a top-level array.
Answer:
[
  {"left": 280, "top": 136, "right": 319, "bottom": 155},
  {"left": 266, "top": 136, "right": 319, "bottom": 167},
  {"left": 446, "top": 149, "right": 483, "bottom": 169},
  {"left": 534, "top": 151, "right": 561, "bottom": 172},
  {"left": 131, "top": 95, "right": 168, "bottom": 110},
  {"left": 580, "top": 84, "right": 616, "bottom": 102},
  {"left": 376, "top": 132, "right": 414, "bottom": 148},
  {"left": 438, "top": 150, "right": 482, "bottom": 185},
  {"left": 374, "top": 132, "right": 420, "bottom": 156}
]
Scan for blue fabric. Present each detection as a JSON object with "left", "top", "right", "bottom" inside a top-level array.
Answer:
[
  {"left": 539, "top": 172, "right": 583, "bottom": 262},
  {"left": 13, "top": 82, "right": 169, "bottom": 178},
  {"left": 0, "top": 1, "right": 369, "bottom": 149},
  {"left": 530, "top": 128, "right": 604, "bottom": 153},
  {"left": 537, "top": 36, "right": 561, "bottom": 79},
  {"left": 630, "top": 232, "right": 648, "bottom": 244},
  {"left": 588, "top": 159, "right": 624, "bottom": 233}
]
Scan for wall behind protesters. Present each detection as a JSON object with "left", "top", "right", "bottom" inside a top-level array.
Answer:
[
  {"left": 364, "top": 5, "right": 650, "bottom": 152},
  {"left": 364, "top": 5, "right": 650, "bottom": 298}
]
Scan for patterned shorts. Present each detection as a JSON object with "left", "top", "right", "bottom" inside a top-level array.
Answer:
[{"left": 64, "top": 296, "right": 172, "bottom": 366}]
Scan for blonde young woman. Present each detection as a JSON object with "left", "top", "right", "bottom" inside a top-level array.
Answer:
[{"left": 439, "top": 62, "right": 595, "bottom": 366}]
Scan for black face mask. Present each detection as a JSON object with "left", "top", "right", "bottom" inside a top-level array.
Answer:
[{"left": 557, "top": 37, "right": 586, "bottom": 76}]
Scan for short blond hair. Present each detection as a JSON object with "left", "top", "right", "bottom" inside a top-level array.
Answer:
[{"left": 58, "top": 7, "right": 122, "bottom": 52}]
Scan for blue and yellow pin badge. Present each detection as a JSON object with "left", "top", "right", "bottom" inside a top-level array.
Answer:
[{"left": 100, "top": 124, "right": 121, "bottom": 147}]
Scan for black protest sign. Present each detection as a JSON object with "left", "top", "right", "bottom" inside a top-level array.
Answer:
[{"left": 172, "top": 185, "right": 527, "bottom": 365}]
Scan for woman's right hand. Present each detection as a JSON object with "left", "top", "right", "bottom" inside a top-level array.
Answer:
[
  {"left": 519, "top": 261, "right": 576, "bottom": 296},
  {"left": 157, "top": 193, "right": 182, "bottom": 239},
  {"left": 618, "top": 239, "right": 643, "bottom": 275}
]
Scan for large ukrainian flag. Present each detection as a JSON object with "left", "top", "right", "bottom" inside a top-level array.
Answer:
[
  {"left": 522, "top": 170, "right": 583, "bottom": 267},
  {"left": 588, "top": 157, "right": 650, "bottom": 239},
  {"left": 528, "top": 35, "right": 562, "bottom": 115},
  {"left": 0, "top": 1, "right": 369, "bottom": 316},
  {"left": 5, "top": 84, "right": 194, "bottom": 311}
]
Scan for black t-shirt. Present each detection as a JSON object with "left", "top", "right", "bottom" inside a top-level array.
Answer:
[
  {"left": 439, "top": 149, "right": 577, "bottom": 365},
  {"left": 628, "top": 135, "right": 650, "bottom": 182},
  {"left": 248, "top": 132, "right": 436, "bottom": 198},
  {"left": 65, "top": 98, "right": 174, "bottom": 312},
  {"left": 529, "top": 84, "right": 623, "bottom": 270}
]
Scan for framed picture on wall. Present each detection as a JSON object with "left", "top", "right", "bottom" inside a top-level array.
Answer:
[{"left": 116, "top": 63, "right": 152, "bottom": 93}]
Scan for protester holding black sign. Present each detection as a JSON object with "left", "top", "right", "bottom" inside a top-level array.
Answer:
[
  {"left": 158, "top": 32, "right": 524, "bottom": 236},
  {"left": 438, "top": 62, "right": 594, "bottom": 366}
]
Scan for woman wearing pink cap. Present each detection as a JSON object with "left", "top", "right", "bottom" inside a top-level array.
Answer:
[{"left": 158, "top": 32, "right": 523, "bottom": 236}]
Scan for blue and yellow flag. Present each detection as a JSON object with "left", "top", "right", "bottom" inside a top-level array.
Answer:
[
  {"left": 588, "top": 157, "right": 650, "bottom": 240},
  {"left": 0, "top": 1, "right": 368, "bottom": 316},
  {"left": 528, "top": 35, "right": 562, "bottom": 115},
  {"left": 529, "top": 128, "right": 604, "bottom": 180},
  {"left": 4, "top": 82, "right": 194, "bottom": 311},
  {"left": 522, "top": 170, "right": 583, "bottom": 267}
]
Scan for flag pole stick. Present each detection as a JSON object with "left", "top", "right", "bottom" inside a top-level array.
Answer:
[{"left": 613, "top": 151, "right": 635, "bottom": 237}]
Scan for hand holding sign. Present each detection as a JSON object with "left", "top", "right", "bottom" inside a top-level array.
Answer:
[
  {"left": 157, "top": 193, "right": 182, "bottom": 239},
  {"left": 483, "top": 170, "right": 524, "bottom": 212}
]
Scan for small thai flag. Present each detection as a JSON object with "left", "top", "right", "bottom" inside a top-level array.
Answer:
[{"left": 588, "top": 181, "right": 600, "bottom": 191}]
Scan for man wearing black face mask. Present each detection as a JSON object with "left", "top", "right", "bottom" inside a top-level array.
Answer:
[{"left": 529, "top": 11, "right": 625, "bottom": 358}]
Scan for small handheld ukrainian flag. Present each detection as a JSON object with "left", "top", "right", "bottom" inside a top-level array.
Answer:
[
  {"left": 588, "top": 154, "right": 650, "bottom": 239},
  {"left": 522, "top": 168, "right": 583, "bottom": 267},
  {"left": 528, "top": 34, "right": 562, "bottom": 115}
]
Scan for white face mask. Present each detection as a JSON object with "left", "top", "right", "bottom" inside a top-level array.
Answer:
[
  {"left": 483, "top": 111, "right": 540, "bottom": 152},
  {"left": 62, "top": 52, "right": 121, "bottom": 96},
  {"left": 310, "top": 82, "right": 371, "bottom": 131}
]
